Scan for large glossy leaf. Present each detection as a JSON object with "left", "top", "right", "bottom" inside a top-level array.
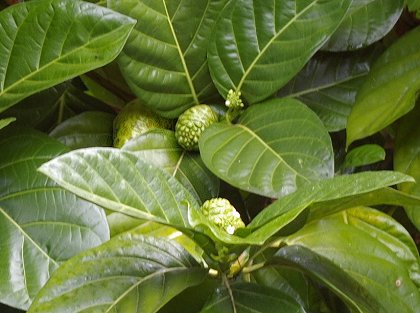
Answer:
[
  {"left": 28, "top": 231, "right": 208, "bottom": 313},
  {"left": 200, "top": 98, "right": 333, "bottom": 198},
  {"left": 285, "top": 207, "right": 420, "bottom": 313},
  {"left": 272, "top": 245, "right": 382, "bottom": 313},
  {"left": 39, "top": 147, "right": 200, "bottom": 228},
  {"left": 323, "top": 0, "right": 404, "bottom": 51},
  {"left": 346, "top": 26, "right": 420, "bottom": 146},
  {"left": 0, "top": 128, "right": 109, "bottom": 310},
  {"left": 49, "top": 111, "right": 114, "bottom": 149},
  {"left": 277, "top": 46, "right": 382, "bottom": 132},
  {"left": 200, "top": 282, "right": 304, "bottom": 313},
  {"left": 108, "top": 0, "right": 226, "bottom": 118},
  {"left": 0, "top": 0, "right": 135, "bottom": 113},
  {"left": 208, "top": 0, "right": 352, "bottom": 104},
  {"left": 123, "top": 129, "right": 219, "bottom": 203},
  {"left": 394, "top": 104, "right": 420, "bottom": 230}
]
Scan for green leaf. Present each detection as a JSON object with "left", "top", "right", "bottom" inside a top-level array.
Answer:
[
  {"left": 272, "top": 245, "right": 382, "bottom": 313},
  {"left": 200, "top": 282, "right": 304, "bottom": 313},
  {"left": 394, "top": 104, "right": 420, "bottom": 230},
  {"left": 0, "top": 128, "right": 109, "bottom": 310},
  {"left": 108, "top": 0, "right": 226, "bottom": 118},
  {"left": 49, "top": 111, "right": 114, "bottom": 149},
  {"left": 246, "top": 171, "right": 414, "bottom": 245},
  {"left": 323, "top": 0, "right": 404, "bottom": 51},
  {"left": 407, "top": 0, "right": 420, "bottom": 15},
  {"left": 277, "top": 46, "right": 383, "bottom": 132},
  {"left": 342, "top": 144, "right": 386, "bottom": 169},
  {"left": 200, "top": 98, "right": 333, "bottom": 198},
  {"left": 38, "top": 147, "right": 200, "bottom": 228},
  {"left": 0, "top": 117, "right": 15, "bottom": 130},
  {"left": 28, "top": 231, "right": 208, "bottom": 313},
  {"left": 285, "top": 207, "right": 420, "bottom": 313},
  {"left": 0, "top": 0, "right": 135, "bottom": 113},
  {"left": 123, "top": 129, "right": 219, "bottom": 203},
  {"left": 346, "top": 26, "right": 420, "bottom": 146},
  {"left": 208, "top": 0, "right": 352, "bottom": 104}
]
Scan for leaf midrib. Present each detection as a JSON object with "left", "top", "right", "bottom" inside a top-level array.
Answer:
[
  {"left": 162, "top": 0, "right": 199, "bottom": 105},
  {"left": 236, "top": 0, "right": 319, "bottom": 90}
]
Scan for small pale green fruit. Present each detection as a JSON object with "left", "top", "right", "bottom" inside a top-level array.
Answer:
[
  {"left": 175, "top": 104, "right": 218, "bottom": 151},
  {"left": 200, "top": 198, "right": 245, "bottom": 235},
  {"left": 113, "top": 100, "right": 172, "bottom": 148}
]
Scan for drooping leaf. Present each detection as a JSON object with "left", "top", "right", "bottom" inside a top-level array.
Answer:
[
  {"left": 208, "top": 0, "right": 352, "bottom": 104},
  {"left": 394, "top": 103, "right": 420, "bottom": 230},
  {"left": 277, "top": 46, "right": 383, "bottom": 131},
  {"left": 200, "top": 98, "right": 334, "bottom": 199},
  {"left": 108, "top": 0, "right": 226, "bottom": 118},
  {"left": 323, "top": 0, "right": 404, "bottom": 51},
  {"left": 0, "top": 0, "right": 136, "bottom": 113},
  {"left": 284, "top": 207, "right": 420, "bottom": 312},
  {"left": 123, "top": 129, "right": 219, "bottom": 203},
  {"left": 245, "top": 171, "right": 414, "bottom": 245},
  {"left": 49, "top": 111, "right": 114, "bottom": 149},
  {"left": 342, "top": 144, "right": 386, "bottom": 169},
  {"left": 28, "top": 231, "right": 208, "bottom": 313},
  {"left": 39, "top": 147, "right": 200, "bottom": 228},
  {"left": 0, "top": 117, "right": 15, "bottom": 130},
  {"left": 200, "top": 282, "right": 304, "bottom": 313},
  {"left": 346, "top": 26, "right": 420, "bottom": 146},
  {"left": 272, "top": 245, "right": 382, "bottom": 313},
  {"left": 0, "top": 128, "right": 109, "bottom": 310}
]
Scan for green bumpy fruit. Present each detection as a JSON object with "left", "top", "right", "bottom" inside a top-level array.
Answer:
[
  {"left": 200, "top": 198, "right": 245, "bottom": 235},
  {"left": 175, "top": 104, "right": 218, "bottom": 151},
  {"left": 113, "top": 100, "right": 172, "bottom": 148}
]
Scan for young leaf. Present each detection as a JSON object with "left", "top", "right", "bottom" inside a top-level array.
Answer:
[
  {"left": 284, "top": 207, "right": 420, "bottom": 313},
  {"left": 272, "top": 245, "right": 382, "bottom": 313},
  {"left": 108, "top": 0, "right": 227, "bottom": 118},
  {"left": 200, "top": 282, "right": 304, "bottom": 313},
  {"left": 0, "top": 0, "right": 136, "bottom": 113},
  {"left": 200, "top": 98, "right": 334, "bottom": 198},
  {"left": 277, "top": 46, "right": 383, "bottom": 132},
  {"left": 123, "top": 129, "right": 219, "bottom": 203},
  {"left": 394, "top": 104, "right": 420, "bottom": 230},
  {"left": 208, "top": 0, "right": 352, "bottom": 104},
  {"left": 342, "top": 144, "right": 386, "bottom": 169},
  {"left": 49, "top": 111, "right": 114, "bottom": 149},
  {"left": 28, "top": 232, "right": 208, "bottom": 313},
  {"left": 346, "top": 26, "right": 420, "bottom": 146},
  {"left": 0, "top": 128, "right": 109, "bottom": 310},
  {"left": 323, "top": 0, "right": 404, "bottom": 51},
  {"left": 38, "top": 147, "right": 200, "bottom": 228}
]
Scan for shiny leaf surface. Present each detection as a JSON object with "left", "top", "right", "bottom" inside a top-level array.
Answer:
[
  {"left": 342, "top": 144, "right": 386, "bottom": 169},
  {"left": 28, "top": 231, "right": 207, "bottom": 313},
  {"left": 39, "top": 147, "right": 200, "bottom": 228},
  {"left": 0, "top": 117, "right": 15, "bottom": 130},
  {"left": 208, "top": 0, "right": 352, "bottom": 104},
  {"left": 347, "top": 26, "right": 420, "bottom": 146},
  {"left": 200, "top": 98, "right": 334, "bottom": 198},
  {"left": 277, "top": 46, "right": 382, "bottom": 131},
  {"left": 123, "top": 129, "right": 219, "bottom": 203},
  {"left": 49, "top": 111, "right": 114, "bottom": 149},
  {"left": 0, "top": 128, "right": 109, "bottom": 310},
  {"left": 200, "top": 282, "right": 304, "bottom": 313},
  {"left": 109, "top": 0, "right": 226, "bottom": 118},
  {"left": 0, "top": 0, "right": 135, "bottom": 113},
  {"left": 323, "top": 0, "right": 404, "bottom": 51},
  {"left": 285, "top": 207, "right": 420, "bottom": 313}
]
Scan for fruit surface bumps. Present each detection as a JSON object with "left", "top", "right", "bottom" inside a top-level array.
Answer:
[
  {"left": 200, "top": 198, "right": 245, "bottom": 234},
  {"left": 175, "top": 104, "right": 218, "bottom": 151},
  {"left": 113, "top": 100, "right": 172, "bottom": 148}
]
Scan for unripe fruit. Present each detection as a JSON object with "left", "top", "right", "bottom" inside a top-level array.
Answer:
[
  {"left": 175, "top": 104, "right": 218, "bottom": 151},
  {"left": 113, "top": 100, "right": 172, "bottom": 148},
  {"left": 200, "top": 198, "right": 245, "bottom": 235}
]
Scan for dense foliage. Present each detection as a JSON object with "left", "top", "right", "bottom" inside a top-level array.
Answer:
[{"left": 0, "top": 0, "right": 419, "bottom": 312}]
